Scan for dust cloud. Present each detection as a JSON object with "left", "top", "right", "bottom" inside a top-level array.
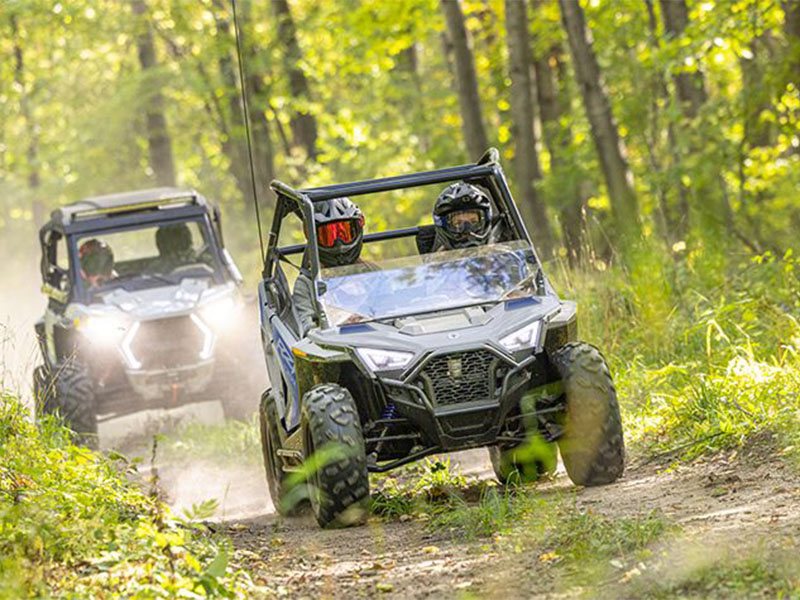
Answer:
[
  {"left": 105, "top": 403, "right": 273, "bottom": 521},
  {"left": 0, "top": 235, "right": 44, "bottom": 402}
]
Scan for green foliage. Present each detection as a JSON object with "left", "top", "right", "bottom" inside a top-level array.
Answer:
[
  {"left": 638, "top": 551, "right": 800, "bottom": 599},
  {"left": 0, "top": 395, "right": 258, "bottom": 598},
  {"left": 556, "top": 245, "right": 800, "bottom": 462},
  {"left": 429, "top": 486, "right": 669, "bottom": 584}
]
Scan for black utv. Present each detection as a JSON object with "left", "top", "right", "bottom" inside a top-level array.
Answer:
[
  {"left": 33, "top": 188, "right": 260, "bottom": 446},
  {"left": 258, "top": 149, "right": 624, "bottom": 527}
]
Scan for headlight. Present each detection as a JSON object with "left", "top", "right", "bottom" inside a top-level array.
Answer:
[
  {"left": 356, "top": 347, "right": 414, "bottom": 372},
  {"left": 78, "top": 315, "right": 130, "bottom": 345},
  {"left": 499, "top": 320, "right": 542, "bottom": 352},
  {"left": 199, "top": 296, "right": 238, "bottom": 327}
]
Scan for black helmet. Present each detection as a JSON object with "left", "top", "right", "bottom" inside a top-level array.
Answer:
[
  {"left": 313, "top": 197, "right": 364, "bottom": 268},
  {"left": 156, "top": 223, "right": 192, "bottom": 258},
  {"left": 79, "top": 238, "right": 114, "bottom": 280},
  {"left": 433, "top": 182, "right": 493, "bottom": 249}
]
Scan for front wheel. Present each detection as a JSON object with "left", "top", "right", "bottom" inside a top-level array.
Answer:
[
  {"left": 552, "top": 343, "right": 624, "bottom": 486},
  {"left": 301, "top": 384, "right": 369, "bottom": 528},
  {"left": 34, "top": 361, "right": 98, "bottom": 449}
]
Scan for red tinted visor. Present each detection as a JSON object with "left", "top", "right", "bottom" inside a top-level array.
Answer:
[{"left": 316, "top": 218, "right": 363, "bottom": 248}]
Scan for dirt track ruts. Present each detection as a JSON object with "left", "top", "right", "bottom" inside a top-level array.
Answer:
[{"left": 211, "top": 446, "right": 800, "bottom": 599}]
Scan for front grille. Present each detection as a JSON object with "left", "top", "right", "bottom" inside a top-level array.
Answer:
[
  {"left": 129, "top": 316, "right": 207, "bottom": 370},
  {"left": 417, "top": 349, "right": 497, "bottom": 407}
]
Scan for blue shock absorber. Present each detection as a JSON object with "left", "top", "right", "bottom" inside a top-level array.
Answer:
[{"left": 381, "top": 403, "right": 397, "bottom": 424}]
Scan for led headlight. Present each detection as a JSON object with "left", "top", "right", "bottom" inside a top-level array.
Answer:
[
  {"left": 199, "top": 296, "right": 238, "bottom": 327},
  {"left": 120, "top": 321, "right": 142, "bottom": 370},
  {"left": 78, "top": 315, "right": 130, "bottom": 345},
  {"left": 356, "top": 347, "right": 414, "bottom": 372},
  {"left": 499, "top": 320, "right": 542, "bottom": 352}
]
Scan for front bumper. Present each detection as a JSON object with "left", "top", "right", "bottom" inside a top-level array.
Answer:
[
  {"left": 125, "top": 359, "right": 215, "bottom": 401},
  {"left": 377, "top": 346, "right": 552, "bottom": 451}
]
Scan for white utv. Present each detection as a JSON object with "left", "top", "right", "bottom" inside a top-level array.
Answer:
[{"left": 33, "top": 188, "right": 259, "bottom": 446}]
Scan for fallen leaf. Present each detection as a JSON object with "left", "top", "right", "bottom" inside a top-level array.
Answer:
[
  {"left": 422, "top": 546, "right": 440, "bottom": 555},
  {"left": 376, "top": 582, "right": 394, "bottom": 593},
  {"left": 620, "top": 566, "right": 641, "bottom": 583}
]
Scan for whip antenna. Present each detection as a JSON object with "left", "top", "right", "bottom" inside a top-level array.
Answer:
[{"left": 230, "top": 0, "right": 265, "bottom": 260}]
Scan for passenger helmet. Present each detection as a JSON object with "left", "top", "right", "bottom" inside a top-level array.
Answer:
[
  {"left": 433, "top": 182, "right": 493, "bottom": 249},
  {"left": 156, "top": 223, "right": 193, "bottom": 258},
  {"left": 313, "top": 197, "right": 365, "bottom": 268}
]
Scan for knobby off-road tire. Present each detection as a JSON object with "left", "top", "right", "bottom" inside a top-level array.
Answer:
[
  {"left": 34, "top": 361, "right": 98, "bottom": 449},
  {"left": 489, "top": 438, "right": 558, "bottom": 485},
  {"left": 301, "top": 383, "right": 369, "bottom": 528},
  {"left": 258, "top": 390, "right": 298, "bottom": 515},
  {"left": 552, "top": 342, "right": 625, "bottom": 486}
]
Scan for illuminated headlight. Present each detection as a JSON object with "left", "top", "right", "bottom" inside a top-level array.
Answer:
[
  {"left": 199, "top": 296, "right": 238, "bottom": 327},
  {"left": 120, "top": 321, "right": 142, "bottom": 370},
  {"left": 356, "top": 348, "right": 414, "bottom": 372},
  {"left": 499, "top": 320, "right": 542, "bottom": 352},
  {"left": 190, "top": 314, "right": 215, "bottom": 360},
  {"left": 78, "top": 315, "right": 130, "bottom": 345}
]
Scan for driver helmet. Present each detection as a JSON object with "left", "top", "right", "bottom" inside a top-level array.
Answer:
[
  {"left": 313, "top": 197, "right": 365, "bottom": 268},
  {"left": 156, "top": 223, "right": 193, "bottom": 260},
  {"left": 79, "top": 239, "right": 114, "bottom": 285},
  {"left": 433, "top": 182, "right": 493, "bottom": 249}
]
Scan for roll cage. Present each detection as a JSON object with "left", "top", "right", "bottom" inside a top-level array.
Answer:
[
  {"left": 39, "top": 188, "right": 231, "bottom": 305},
  {"left": 263, "top": 148, "right": 541, "bottom": 332}
]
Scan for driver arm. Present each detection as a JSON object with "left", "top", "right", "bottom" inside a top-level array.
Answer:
[{"left": 292, "top": 273, "right": 318, "bottom": 336}]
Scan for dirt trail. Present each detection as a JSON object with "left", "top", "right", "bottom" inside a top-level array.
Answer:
[{"left": 219, "top": 448, "right": 800, "bottom": 598}]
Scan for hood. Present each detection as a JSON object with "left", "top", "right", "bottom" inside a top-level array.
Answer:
[{"left": 91, "top": 279, "right": 235, "bottom": 320}]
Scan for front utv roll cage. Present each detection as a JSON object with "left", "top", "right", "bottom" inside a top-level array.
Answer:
[{"left": 264, "top": 148, "right": 540, "bottom": 329}]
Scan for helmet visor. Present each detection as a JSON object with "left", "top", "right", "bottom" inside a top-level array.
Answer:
[
  {"left": 445, "top": 209, "right": 484, "bottom": 234},
  {"left": 316, "top": 218, "right": 363, "bottom": 248}
]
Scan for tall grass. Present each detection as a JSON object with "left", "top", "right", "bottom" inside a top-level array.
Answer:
[{"left": 554, "top": 243, "right": 800, "bottom": 460}]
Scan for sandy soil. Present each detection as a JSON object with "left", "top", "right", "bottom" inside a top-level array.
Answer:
[{"left": 214, "top": 446, "right": 800, "bottom": 599}]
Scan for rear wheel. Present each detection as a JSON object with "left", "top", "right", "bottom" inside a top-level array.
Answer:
[
  {"left": 552, "top": 343, "right": 624, "bottom": 486},
  {"left": 258, "top": 391, "right": 299, "bottom": 515},
  {"left": 301, "top": 384, "right": 369, "bottom": 528},
  {"left": 34, "top": 361, "right": 98, "bottom": 449}
]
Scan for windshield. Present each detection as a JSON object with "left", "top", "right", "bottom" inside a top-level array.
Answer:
[
  {"left": 318, "top": 241, "right": 539, "bottom": 326},
  {"left": 75, "top": 219, "right": 220, "bottom": 297}
]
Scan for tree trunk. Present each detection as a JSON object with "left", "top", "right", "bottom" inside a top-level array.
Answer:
[
  {"left": 132, "top": 0, "right": 176, "bottom": 187},
  {"left": 532, "top": 40, "right": 585, "bottom": 262},
  {"left": 740, "top": 36, "right": 772, "bottom": 149},
  {"left": 504, "top": 0, "right": 553, "bottom": 257},
  {"left": 644, "top": 0, "right": 688, "bottom": 243},
  {"left": 658, "top": 0, "right": 707, "bottom": 119},
  {"left": 272, "top": 0, "right": 317, "bottom": 160},
  {"left": 558, "top": 0, "right": 638, "bottom": 242},
  {"left": 10, "top": 14, "right": 44, "bottom": 228},
  {"left": 782, "top": 0, "right": 800, "bottom": 154},
  {"left": 212, "top": 2, "right": 274, "bottom": 212},
  {"left": 441, "top": 0, "right": 489, "bottom": 160}
]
